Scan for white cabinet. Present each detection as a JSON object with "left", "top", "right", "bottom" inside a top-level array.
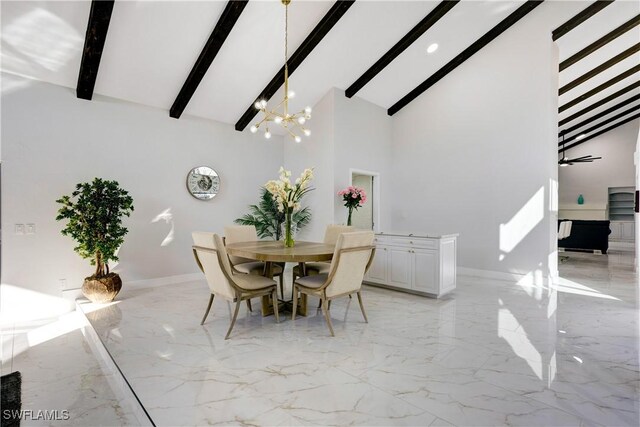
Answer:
[
  {"left": 389, "top": 247, "right": 412, "bottom": 289},
  {"left": 622, "top": 222, "right": 635, "bottom": 241},
  {"left": 610, "top": 221, "right": 635, "bottom": 243},
  {"left": 367, "top": 245, "right": 388, "bottom": 283},
  {"left": 412, "top": 249, "right": 438, "bottom": 294},
  {"left": 610, "top": 222, "right": 622, "bottom": 240},
  {"left": 364, "top": 233, "right": 457, "bottom": 298}
]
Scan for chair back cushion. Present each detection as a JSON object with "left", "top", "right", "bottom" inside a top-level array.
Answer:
[
  {"left": 224, "top": 225, "right": 259, "bottom": 265},
  {"left": 326, "top": 231, "right": 374, "bottom": 297},
  {"left": 192, "top": 232, "right": 235, "bottom": 299},
  {"left": 323, "top": 225, "right": 354, "bottom": 245}
]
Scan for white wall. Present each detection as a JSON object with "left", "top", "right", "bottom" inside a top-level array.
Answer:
[
  {"left": 559, "top": 119, "right": 639, "bottom": 206},
  {"left": 636, "top": 128, "right": 640, "bottom": 271},
  {"left": 1, "top": 73, "right": 283, "bottom": 306},
  {"left": 388, "top": 8, "right": 559, "bottom": 277},
  {"left": 333, "top": 90, "right": 392, "bottom": 230},
  {"left": 286, "top": 6, "right": 564, "bottom": 278},
  {"left": 285, "top": 88, "right": 392, "bottom": 240}
]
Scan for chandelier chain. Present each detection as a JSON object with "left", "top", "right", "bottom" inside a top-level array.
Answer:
[
  {"left": 284, "top": 2, "right": 289, "bottom": 113},
  {"left": 285, "top": 2, "right": 288, "bottom": 71},
  {"left": 249, "top": 0, "right": 311, "bottom": 142}
]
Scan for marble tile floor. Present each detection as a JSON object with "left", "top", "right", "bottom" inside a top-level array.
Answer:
[
  {"left": 1, "top": 312, "right": 151, "bottom": 426},
  {"left": 76, "top": 251, "right": 638, "bottom": 426}
]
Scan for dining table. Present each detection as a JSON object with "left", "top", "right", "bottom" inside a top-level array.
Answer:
[{"left": 225, "top": 240, "right": 336, "bottom": 317}]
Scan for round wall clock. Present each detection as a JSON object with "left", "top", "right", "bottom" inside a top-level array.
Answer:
[{"left": 186, "top": 166, "right": 220, "bottom": 200}]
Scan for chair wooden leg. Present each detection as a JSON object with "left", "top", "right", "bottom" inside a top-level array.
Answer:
[
  {"left": 225, "top": 296, "right": 242, "bottom": 340},
  {"left": 328, "top": 300, "right": 332, "bottom": 310},
  {"left": 291, "top": 270, "right": 298, "bottom": 299},
  {"left": 356, "top": 291, "right": 368, "bottom": 323},
  {"left": 321, "top": 298, "right": 335, "bottom": 337},
  {"left": 279, "top": 274, "right": 284, "bottom": 299},
  {"left": 246, "top": 299, "right": 252, "bottom": 312},
  {"left": 291, "top": 284, "right": 298, "bottom": 320},
  {"left": 317, "top": 298, "right": 322, "bottom": 309},
  {"left": 272, "top": 289, "right": 280, "bottom": 323},
  {"left": 200, "top": 294, "right": 214, "bottom": 325}
]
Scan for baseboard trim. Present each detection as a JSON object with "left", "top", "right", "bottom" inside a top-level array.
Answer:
[
  {"left": 124, "top": 273, "right": 203, "bottom": 289},
  {"left": 608, "top": 241, "right": 635, "bottom": 251},
  {"left": 363, "top": 281, "right": 437, "bottom": 298}
]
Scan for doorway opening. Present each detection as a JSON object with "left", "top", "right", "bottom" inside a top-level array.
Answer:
[{"left": 349, "top": 169, "right": 379, "bottom": 232}]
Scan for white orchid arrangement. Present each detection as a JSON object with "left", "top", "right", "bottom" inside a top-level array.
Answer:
[{"left": 265, "top": 167, "right": 314, "bottom": 213}]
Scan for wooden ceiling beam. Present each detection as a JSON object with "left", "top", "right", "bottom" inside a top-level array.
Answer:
[
  {"left": 558, "top": 80, "right": 639, "bottom": 126},
  {"left": 559, "top": 43, "right": 640, "bottom": 95},
  {"left": 552, "top": 0, "right": 614, "bottom": 41},
  {"left": 561, "top": 111, "right": 640, "bottom": 152},
  {"left": 170, "top": 1, "right": 248, "bottom": 119},
  {"left": 560, "top": 94, "right": 640, "bottom": 135},
  {"left": 387, "top": 1, "right": 544, "bottom": 116},
  {"left": 345, "top": 0, "right": 459, "bottom": 98},
  {"left": 560, "top": 104, "right": 640, "bottom": 145},
  {"left": 559, "top": 14, "right": 640, "bottom": 71},
  {"left": 235, "top": 1, "right": 355, "bottom": 132},
  {"left": 559, "top": 64, "right": 640, "bottom": 113},
  {"left": 76, "top": 0, "right": 115, "bottom": 100}
]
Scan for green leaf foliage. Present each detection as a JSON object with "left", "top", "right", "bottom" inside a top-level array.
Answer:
[
  {"left": 56, "top": 178, "right": 134, "bottom": 277},
  {"left": 235, "top": 187, "right": 311, "bottom": 240}
]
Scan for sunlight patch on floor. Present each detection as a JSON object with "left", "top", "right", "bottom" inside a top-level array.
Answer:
[
  {"left": 554, "top": 277, "right": 621, "bottom": 301},
  {"left": 26, "top": 311, "right": 88, "bottom": 347},
  {"left": 498, "top": 304, "right": 544, "bottom": 380}
]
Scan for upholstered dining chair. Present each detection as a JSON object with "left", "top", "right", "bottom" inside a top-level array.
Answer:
[
  {"left": 292, "top": 231, "right": 375, "bottom": 336},
  {"left": 192, "top": 232, "right": 279, "bottom": 339},
  {"left": 291, "top": 225, "right": 354, "bottom": 286},
  {"left": 224, "top": 225, "right": 285, "bottom": 299}
]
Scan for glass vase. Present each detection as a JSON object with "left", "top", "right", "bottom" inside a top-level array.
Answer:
[
  {"left": 347, "top": 207, "right": 353, "bottom": 226},
  {"left": 283, "top": 210, "right": 295, "bottom": 248}
]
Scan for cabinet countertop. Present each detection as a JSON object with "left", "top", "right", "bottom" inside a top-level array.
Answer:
[{"left": 376, "top": 232, "right": 459, "bottom": 239}]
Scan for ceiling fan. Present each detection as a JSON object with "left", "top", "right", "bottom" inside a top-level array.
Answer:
[{"left": 558, "top": 131, "right": 601, "bottom": 167}]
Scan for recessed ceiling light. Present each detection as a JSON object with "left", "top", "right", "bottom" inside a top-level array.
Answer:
[
  {"left": 576, "top": 133, "right": 586, "bottom": 140},
  {"left": 427, "top": 43, "right": 438, "bottom": 54}
]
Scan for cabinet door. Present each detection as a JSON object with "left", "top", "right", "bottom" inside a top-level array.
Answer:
[
  {"left": 412, "top": 249, "right": 438, "bottom": 294},
  {"left": 388, "top": 247, "right": 412, "bottom": 289},
  {"left": 621, "top": 222, "right": 635, "bottom": 241},
  {"left": 366, "top": 245, "right": 388, "bottom": 284},
  {"left": 609, "top": 222, "right": 621, "bottom": 240}
]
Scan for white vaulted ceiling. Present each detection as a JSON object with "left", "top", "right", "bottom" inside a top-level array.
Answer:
[
  {"left": 1, "top": 0, "right": 638, "bottom": 138},
  {"left": 556, "top": 0, "right": 640, "bottom": 146}
]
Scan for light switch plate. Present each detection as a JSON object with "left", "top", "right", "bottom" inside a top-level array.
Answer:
[
  {"left": 26, "top": 223, "right": 36, "bottom": 234},
  {"left": 15, "top": 224, "right": 25, "bottom": 234}
]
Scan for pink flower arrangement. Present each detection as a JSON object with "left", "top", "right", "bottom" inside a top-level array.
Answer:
[
  {"left": 338, "top": 186, "right": 367, "bottom": 208},
  {"left": 338, "top": 186, "right": 367, "bottom": 225}
]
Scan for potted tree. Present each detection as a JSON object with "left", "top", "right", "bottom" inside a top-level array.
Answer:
[{"left": 56, "top": 178, "right": 134, "bottom": 303}]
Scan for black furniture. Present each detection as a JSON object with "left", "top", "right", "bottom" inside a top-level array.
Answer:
[{"left": 558, "top": 220, "right": 611, "bottom": 254}]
